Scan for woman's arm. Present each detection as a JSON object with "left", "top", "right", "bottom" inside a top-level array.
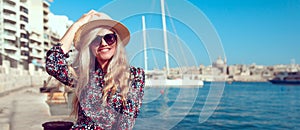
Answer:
[
  {"left": 45, "top": 10, "right": 100, "bottom": 86},
  {"left": 45, "top": 44, "right": 74, "bottom": 86},
  {"left": 117, "top": 67, "right": 145, "bottom": 129},
  {"left": 59, "top": 10, "right": 101, "bottom": 53}
]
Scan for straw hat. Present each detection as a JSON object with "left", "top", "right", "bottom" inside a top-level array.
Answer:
[{"left": 73, "top": 12, "right": 130, "bottom": 50}]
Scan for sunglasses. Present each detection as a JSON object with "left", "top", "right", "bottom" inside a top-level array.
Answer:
[{"left": 90, "top": 33, "right": 117, "bottom": 46}]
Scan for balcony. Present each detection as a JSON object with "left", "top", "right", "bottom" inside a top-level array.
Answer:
[
  {"left": 20, "top": 0, "right": 27, "bottom": 3},
  {"left": 3, "top": 23, "right": 16, "bottom": 32},
  {"left": 29, "top": 43, "right": 43, "bottom": 51},
  {"left": 3, "top": 34, "right": 16, "bottom": 41},
  {"left": 4, "top": 0, "right": 16, "bottom": 4},
  {"left": 44, "top": 25, "right": 49, "bottom": 31},
  {"left": 30, "top": 35, "right": 42, "bottom": 43},
  {"left": 21, "top": 41, "right": 29, "bottom": 47},
  {"left": 43, "top": 41, "right": 51, "bottom": 50},
  {"left": 43, "top": 46, "right": 51, "bottom": 51},
  {"left": 21, "top": 46, "right": 29, "bottom": 51},
  {"left": 3, "top": 3, "right": 16, "bottom": 13},
  {"left": 51, "top": 41, "right": 58, "bottom": 46},
  {"left": 43, "top": 1, "right": 50, "bottom": 8},
  {"left": 20, "top": 10, "right": 28, "bottom": 17},
  {"left": 44, "top": 39, "right": 50, "bottom": 45},
  {"left": 43, "top": 16, "right": 49, "bottom": 23},
  {"left": 4, "top": 43, "right": 18, "bottom": 51},
  {"left": 20, "top": 20, "right": 28, "bottom": 26},
  {"left": 30, "top": 52, "right": 44, "bottom": 59},
  {"left": 44, "top": 40, "right": 50, "bottom": 45},
  {"left": 3, "top": 13, "right": 17, "bottom": 23},
  {"left": 20, "top": 29, "right": 28, "bottom": 34},
  {"left": 20, "top": 55, "right": 28, "bottom": 60},
  {"left": 50, "top": 33, "right": 60, "bottom": 42},
  {"left": 19, "top": 1, "right": 27, "bottom": 6},
  {"left": 28, "top": 43, "right": 35, "bottom": 49},
  {"left": 20, "top": 37, "right": 29, "bottom": 43},
  {"left": 43, "top": 7, "right": 50, "bottom": 15}
]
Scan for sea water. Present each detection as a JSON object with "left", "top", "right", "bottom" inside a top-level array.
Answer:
[{"left": 134, "top": 82, "right": 300, "bottom": 130}]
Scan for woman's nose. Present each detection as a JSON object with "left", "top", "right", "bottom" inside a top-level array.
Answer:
[{"left": 100, "top": 39, "right": 108, "bottom": 46}]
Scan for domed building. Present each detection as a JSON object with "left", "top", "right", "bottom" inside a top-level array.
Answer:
[{"left": 213, "top": 57, "right": 227, "bottom": 74}]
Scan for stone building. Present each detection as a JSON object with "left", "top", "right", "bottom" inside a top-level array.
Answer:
[{"left": 212, "top": 57, "right": 227, "bottom": 75}]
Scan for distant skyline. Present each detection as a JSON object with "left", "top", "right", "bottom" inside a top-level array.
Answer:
[{"left": 49, "top": 0, "right": 300, "bottom": 67}]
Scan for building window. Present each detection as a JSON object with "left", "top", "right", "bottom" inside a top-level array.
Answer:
[
  {"left": 21, "top": 42, "right": 28, "bottom": 47},
  {"left": 20, "top": 24, "right": 26, "bottom": 29},
  {"left": 21, "top": 51, "right": 29, "bottom": 56},
  {"left": 21, "top": 33, "right": 28, "bottom": 39},
  {"left": 44, "top": 34, "right": 49, "bottom": 39},
  {"left": 20, "top": 15, "right": 28, "bottom": 23},
  {"left": 20, "top": 6, "right": 28, "bottom": 14}
]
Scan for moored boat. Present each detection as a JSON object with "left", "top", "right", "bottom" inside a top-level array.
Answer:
[{"left": 269, "top": 71, "right": 300, "bottom": 85}]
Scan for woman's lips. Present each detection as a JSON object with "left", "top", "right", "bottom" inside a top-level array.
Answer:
[{"left": 98, "top": 48, "right": 110, "bottom": 52}]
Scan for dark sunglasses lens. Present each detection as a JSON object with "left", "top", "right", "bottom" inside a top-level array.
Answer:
[
  {"left": 91, "top": 36, "right": 102, "bottom": 46},
  {"left": 104, "top": 34, "right": 116, "bottom": 45}
]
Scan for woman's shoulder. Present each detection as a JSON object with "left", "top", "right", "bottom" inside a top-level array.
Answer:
[{"left": 129, "top": 66, "right": 145, "bottom": 79}]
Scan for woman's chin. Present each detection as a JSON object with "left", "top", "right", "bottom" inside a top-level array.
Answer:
[{"left": 96, "top": 54, "right": 113, "bottom": 61}]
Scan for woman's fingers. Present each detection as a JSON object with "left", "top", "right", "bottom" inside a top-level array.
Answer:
[
  {"left": 87, "top": 10, "right": 97, "bottom": 14},
  {"left": 79, "top": 10, "right": 101, "bottom": 24},
  {"left": 93, "top": 12, "right": 101, "bottom": 17}
]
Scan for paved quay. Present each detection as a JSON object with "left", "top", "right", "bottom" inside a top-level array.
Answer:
[{"left": 0, "top": 86, "right": 74, "bottom": 130}]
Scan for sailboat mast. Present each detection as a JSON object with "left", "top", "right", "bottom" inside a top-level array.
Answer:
[
  {"left": 161, "top": 0, "right": 170, "bottom": 75},
  {"left": 142, "top": 16, "right": 148, "bottom": 72}
]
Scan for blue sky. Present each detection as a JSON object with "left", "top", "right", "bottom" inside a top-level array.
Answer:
[{"left": 49, "top": 0, "right": 300, "bottom": 68}]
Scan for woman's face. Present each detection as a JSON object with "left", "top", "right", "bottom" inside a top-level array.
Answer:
[{"left": 90, "top": 29, "right": 117, "bottom": 64}]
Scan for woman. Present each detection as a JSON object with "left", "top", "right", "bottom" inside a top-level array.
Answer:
[{"left": 45, "top": 10, "right": 145, "bottom": 130}]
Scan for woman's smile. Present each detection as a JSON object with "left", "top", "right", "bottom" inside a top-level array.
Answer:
[{"left": 98, "top": 47, "right": 111, "bottom": 53}]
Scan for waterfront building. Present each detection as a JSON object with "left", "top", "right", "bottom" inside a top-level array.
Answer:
[
  {"left": 240, "top": 65, "right": 251, "bottom": 76},
  {"left": 0, "top": 0, "right": 50, "bottom": 93},
  {"left": 27, "top": 0, "right": 50, "bottom": 70},
  {"left": 0, "top": 0, "right": 30, "bottom": 69},
  {"left": 0, "top": 0, "right": 63, "bottom": 72},
  {"left": 212, "top": 57, "right": 227, "bottom": 75},
  {"left": 249, "top": 64, "right": 263, "bottom": 75}
]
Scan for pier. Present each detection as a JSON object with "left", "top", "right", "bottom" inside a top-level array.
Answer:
[{"left": 0, "top": 86, "right": 74, "bottom": 130}]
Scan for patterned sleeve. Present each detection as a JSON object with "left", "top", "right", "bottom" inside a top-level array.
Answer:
[
  {"left": 45, "top": 44, "right": 74, "bottom": 86},
  {"left": 118, "top": 67, "right": 145, "bottom": 129}
]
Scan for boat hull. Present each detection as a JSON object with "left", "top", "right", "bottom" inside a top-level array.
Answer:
[
  {"left": 269, "top": 80, "right": 300, "bottom": 85},
  {"left": 145, "top": 79, "right": 204, "bottom": 87}
]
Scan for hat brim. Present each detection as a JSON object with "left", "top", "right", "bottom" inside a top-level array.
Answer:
[{"left": 74, "top": 19, "right": 130, "bottom": 50}]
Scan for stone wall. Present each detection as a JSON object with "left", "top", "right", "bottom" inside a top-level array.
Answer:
[
  {"left": 0, "top": 62, "right": 50, "bottom": 94},
  {"left": 0, "top": 74, "right": 49, "bottom": 94}
]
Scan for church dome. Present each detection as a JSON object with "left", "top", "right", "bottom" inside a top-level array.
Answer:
[{"left": 213, "top": 57, "right": 226, "bottom": 68}]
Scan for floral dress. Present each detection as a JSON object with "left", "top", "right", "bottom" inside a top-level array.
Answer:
[{"left": 45, "top": 44, "right": 145, "bottom": 130}]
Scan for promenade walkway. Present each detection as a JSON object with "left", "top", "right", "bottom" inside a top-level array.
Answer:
[{"left": 0, "top": 86, "right": 74, "bottom": 130}]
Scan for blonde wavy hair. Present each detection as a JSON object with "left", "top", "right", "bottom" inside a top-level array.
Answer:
[{"left": 71, "top": 27, "right": 130, "bottom": 119}]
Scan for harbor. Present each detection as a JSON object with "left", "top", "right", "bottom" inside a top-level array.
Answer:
[
  {"left": 0, "top": 0, "right": 299, "bottom": 129},
  {"left": 0, "top": 60, "right": 299, "bottom": 129},
  {"left": 1, "top": 81, "right": 300, "bottom": 130}
]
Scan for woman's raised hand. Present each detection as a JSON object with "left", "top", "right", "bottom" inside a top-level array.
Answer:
[
  {"left": 59, "top": 10, "right": 101, "bottom": 53},
  {"left": 74, "top": 10, "right": 101, "bottom": 29}
]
